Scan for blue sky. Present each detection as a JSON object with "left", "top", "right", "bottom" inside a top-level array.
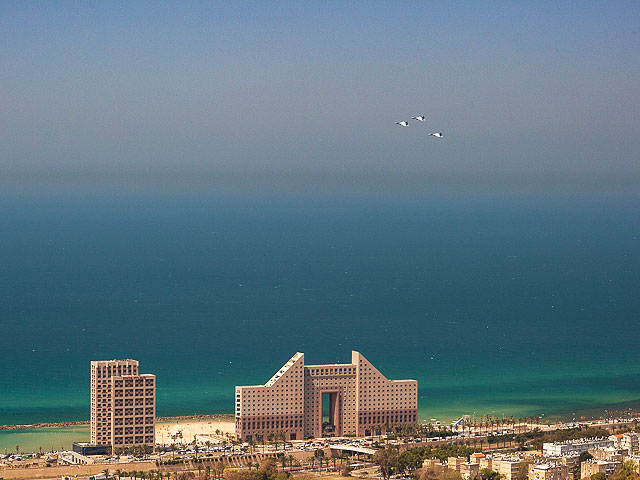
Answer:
[{"left": 2, "top": 1, "right": 639, "bottom": 186}]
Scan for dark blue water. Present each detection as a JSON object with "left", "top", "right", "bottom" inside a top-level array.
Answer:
[{"left": 1, "top": 187, "right": 639, "bottom": 425}]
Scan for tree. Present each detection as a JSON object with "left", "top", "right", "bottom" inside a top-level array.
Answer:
[
  {"left": 480, "top": 469, "right": 500, "bottom": 480},
  {"left": 591, "top": 473, "right": 606, "bottom": 480},
  {"left": 397, "top": 450, "right": 422, "bottom": 473},
  {"left": 214, "top": 463, "right": 226, "bottom": 480},
  {"left": 417, "top": 467, "right": 463, "bottom": 480},
  {"left": 373, "top": 447, "right": 399, "bottom": 480},
  {"left": 611, "top": 461, "right": 640, "bottom": 480},
  {"left": 256, "top": 433, "right": 265, "bottom": 454}
]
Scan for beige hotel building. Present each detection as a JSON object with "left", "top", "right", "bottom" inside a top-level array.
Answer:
[
  {"left": 235, "top": 351, "right": 417, "bottom": 440},
  {"left": 90, "top": 359, "right": 156, "bottom": 449}
]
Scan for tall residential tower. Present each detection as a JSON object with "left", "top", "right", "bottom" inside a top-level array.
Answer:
[{"left": 90, "top": 359, "right": 156, "bottom": 449}]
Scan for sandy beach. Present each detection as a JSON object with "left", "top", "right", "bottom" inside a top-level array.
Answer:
[
  {"left": 155, "top": 416, "right": 236, "bottom": 445},
  {"left": 0, "top": 416, "right": 236, "bottom": 453}
]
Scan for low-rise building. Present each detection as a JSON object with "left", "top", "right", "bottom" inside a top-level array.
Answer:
[
  {"left": 423, "top": 458, "right": 446, "bottom": 473},
  {"left": 581, "top": 459, "right": 621, "bottom": 479},
  {"left": 448, "top": 457, "right": 467, "bottom": 472},
  {"left": 460, "top": 462, "right": 480, "bottom": 479},
  {"left": 479, "top": 456, "right": 493, "bottom": 470},
  {"left": 528, "top": 463, "right": 571, "bottom": 480},
  {"left": 608, "top": 433, "right": 637, "bottom": 454},
  {"left": 493, "top": 456, "right": 522, "bottom": 480},
  {"left": 72, "top": 443, "right": 110, "bottom": 456},
  {"left": 543, "top": 438, "right": 614, "bottom": 457},
  {"left": 589, "top": 447, "right": 627, "bottom": 463},
  {"left": 622, "top": 433, "right": 639, "bottom": 455},
  {"left": 470, "top": 453, "right": 486, "bottom": 464}
]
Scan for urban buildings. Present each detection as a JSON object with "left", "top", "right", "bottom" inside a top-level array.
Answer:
[
  {"left": 491, "top": 456, "right": 523, "bottom": 480},
  {"left": 90, "top": 359, "right": 156, "bottom": 450},
  {"left": 542, "top": 437, "right": 614, "bottom": 456},
  {"left": 235, "top": 351, "right": 417, "bottom": 440},
  {"left": 528, "top": 463, "right": 571, "bottom": 480},
  {"left": 609, "top": 432, "right": 640, "bottom": 455},
  {"left": 580, "top": 459, "right": 622, "bottom": 479}
]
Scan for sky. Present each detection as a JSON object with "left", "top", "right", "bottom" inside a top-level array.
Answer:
[{"left": 1, "top": 1, "right": 639, "bottom": 188}]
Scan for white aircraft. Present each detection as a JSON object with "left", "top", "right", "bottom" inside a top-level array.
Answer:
[
  {"left": 429, "top": 132, "right": 444, "bottom": 138},
  {"left": 412, "top": 116, "right": 426, "bottom": 121},
  {"left": 395, "top": 121, "right": 409, "bottom": 127}
]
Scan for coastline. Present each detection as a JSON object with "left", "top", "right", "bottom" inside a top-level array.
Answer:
[{"left": 0, "top": 414, "right": 234, "bottom": 432}]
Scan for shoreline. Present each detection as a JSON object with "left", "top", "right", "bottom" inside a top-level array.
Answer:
[{"left": 0, "top": 414, "right": 234, "bottom": 432}]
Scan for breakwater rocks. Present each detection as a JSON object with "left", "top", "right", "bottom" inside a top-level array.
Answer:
[
  {"left": 0, "top": 421, "right": 88, "bottom": 431},
  {"left": 0, "top": 414, "right": 234, "bottom": 431}
]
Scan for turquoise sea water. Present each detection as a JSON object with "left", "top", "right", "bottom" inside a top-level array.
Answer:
[
  {"left": 1, "top": 186, "right": 639, "bottom": 427},
  {"left": 0, "top": 425, "right": 89, "bottom": 453}
]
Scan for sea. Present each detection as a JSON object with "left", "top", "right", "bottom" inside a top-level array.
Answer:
[{"left": 1, "top": 181, "right": 640, "bottom": 449}]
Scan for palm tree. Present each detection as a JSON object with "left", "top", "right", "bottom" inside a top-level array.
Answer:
[{"left": 256, "top": 432, "right": 265, "bottom": 454}]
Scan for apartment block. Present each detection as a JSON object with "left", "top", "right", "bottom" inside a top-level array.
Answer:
[
  {"left": 492, "top": 456, "right": 522, "bottom": 480},
  {"left": 610, "top": 433, "right": 640, "bottom": 455},
  {"left": 90, "top": 359, "right": 155, "bottom": 449},
  {"left": 460, "top": 462, "right": 480, "bottom": 479},
  {"left": 543, "top": 438, "right": 614, "bottom": 456},
  {"left": 581, "top": 460, "right": 621, "bottom": 479},
  {"left": 528, "top": 463, "right": 571, "bottom": 480},
  {"left": 423, "top": 458, "right": 446, "bottom": 472},
  {"left": 479, "top": 457, "right": 493, "bottom": 470},
  {"left": 448, "top": 457, "right": 467, "bottom": 472},
  {"left": 235, "top": 351, "right": 417, "bottom": 440},
  {"left": 589, "top": 447, "right": 627, "bottom": 463}
]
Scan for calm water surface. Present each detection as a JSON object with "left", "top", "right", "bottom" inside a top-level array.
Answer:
[{"left": 1, "top": 188, "right": 639, "bottom": 427}]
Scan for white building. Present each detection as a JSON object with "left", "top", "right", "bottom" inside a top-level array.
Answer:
[{"left": 543, "top": 438, "right": 614, "bottom": 456}]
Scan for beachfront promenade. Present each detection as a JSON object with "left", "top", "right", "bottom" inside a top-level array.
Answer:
[{"left": 3, "top": 414, "right": 640, "bottom": 480}]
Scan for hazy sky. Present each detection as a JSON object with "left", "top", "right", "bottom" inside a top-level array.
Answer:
[{"left": 2, "top": 1, "right": 639, "bottom": 185}]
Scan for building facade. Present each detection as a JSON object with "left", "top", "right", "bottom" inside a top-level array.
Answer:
[
  {"left": 609, "top": 433, "right": 640, "bottom": 455},
  {"left": 235, "top": 351, "right": 417, "bottom": 440},
  {"left": 580, "top": 460, "right": 621, "bottom": 479},
  {"left": 492, "top": 456, "right": 522, "bottom": 480},
  {"left": 528, "top": 463, "right": 571, "bottom": 480},
  {"left": 90, "top": 359, "right": 156, "bottom": 449},
  {"left": 543, "top": 438, "right": 614, "bottom": 456}
]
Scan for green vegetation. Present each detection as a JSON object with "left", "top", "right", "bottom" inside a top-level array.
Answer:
[
  {"left": 224, "top": 459, "right": 290, "bottom": 480},
  {"left": 416, "top": 466, "right": 463, "bottom": 480},
  {"left": 513, "top": 426, "right": 609, "bottom": 450},
  {"left": 479, "top": 468, "right": 501, "bottom": 480},
  {"left": 373, "top": 443, "right": 480, "bottom": 477},
  {"left": 373, "top": 448, "right": 399, "bottom": 480},
  {"left": 611, "top": 461, "right": 640, "bottom": 480}
]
